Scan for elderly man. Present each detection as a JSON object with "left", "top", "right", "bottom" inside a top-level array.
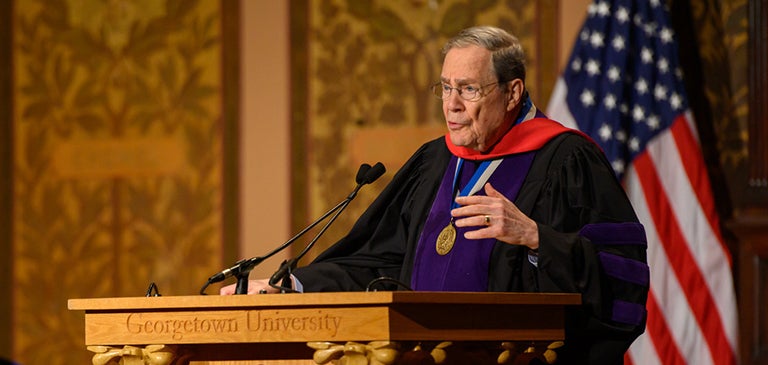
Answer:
[{"left": 225, "top": 26, "right": 649, "bottom": 364}]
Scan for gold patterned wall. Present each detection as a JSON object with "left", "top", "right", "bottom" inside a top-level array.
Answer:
[
  {"left": 11, "top": 1, "right": 231, "bottom": 364},
  {"left": 675, "top": 0, "right": 750, "bottom": 214},
  {"left": 298, "top": 0, "right": 559, "bottom": 261},
  {"left": 703, "top": 0, "right": 750, "bottom": 208},
  {"left": 690, "top": 0, "right": 749, "bottom": 166}
]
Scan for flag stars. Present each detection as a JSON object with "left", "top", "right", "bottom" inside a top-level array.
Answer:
[
  {"left": 590, "top": 31, "right": 605, "bottom": 48},
  {"left": 615, "top": 130, "right": 627, "bottom": 142},
  {"left": 616, "top": 7, "right": 629, "bottom": 23},
  {"left": 657, "top": 58, "right": 670, "bottom": 73},
  {"left": 632, "top": 105, "right": 646, "bottom": 121},
  {"left": 647, "top": 114, "right": 661, "bottom": 130},
  {"left": 660, "top": 27, "right": 674, "bottom": 43},
  {"left": 571, "top": 58, "right": 582, "bottom": 72},
  {"left": 558, "top": 0, "right": 704, "bottom": 195},
  {"left": 596, "top": 1, "right": 610, "bottom": 17},
  {"left": 608, "top": 66, "right": 621, "bottom": 82},
  {"left": 641, "top": 47, "right": 654, "bottom": 64},
  {"left": 588, "top": 1, "right": 610, "bottom": 17},
  {"left": 643, "top": 22, "right": 657, "bottom": 37},
  {"left": 635, "top": 78, "right": 649, "bottom": 94},
  {"left": 599, "top": 123, "right": 613, "bottom": 141},
  {"left": 670, "top": 93, "right": 682, "bottom": 110},
  {"left": 612, "top": 159, "right": 626, "bottom": 175},
  {"left": 612, "top": 35, "right": 626, "bottom": 51},
  {"left": 586, "top": 59, "right": 601, "bottom": 76},
  {"left": 580, "top": 89, "right": 596, "bottom": 106}
]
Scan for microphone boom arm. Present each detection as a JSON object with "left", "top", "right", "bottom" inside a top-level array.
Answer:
[
  {"left": 268, "top": 196, "right": 355, "bottom": 292},
  {"left": 268, "top": 163, "right": 385, "bottom": 292},
  {"left": 202, "top": 162, "right": 385, "bottom": 295}
]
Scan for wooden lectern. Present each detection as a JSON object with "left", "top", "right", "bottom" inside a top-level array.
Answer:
[{"left": 68, "top": 292, "right": 580, "bottom": 365}]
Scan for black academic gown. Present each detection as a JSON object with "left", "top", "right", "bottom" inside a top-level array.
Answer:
[{"left": 293, "top": 133, "right": 648, "bottom": 365}]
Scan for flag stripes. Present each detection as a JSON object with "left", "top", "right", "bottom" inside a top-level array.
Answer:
[
  {"left": 627, "top": 159, "right": 715, "bottom": 365},
  {"left": 636, "top": 125, "right": 736, "bottom": 364},
  {"left": 669, "top": 114, "right": 729, "bottom": 258}
]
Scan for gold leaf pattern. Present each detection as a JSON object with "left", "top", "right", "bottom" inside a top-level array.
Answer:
[
  {"left": 12, "top": 0, "right": 224, "bottom": 364},
  {"left": 680, "top": 0, "right": 748, "bottom": 207},
  {"left": 686, "top": 0, "right": 748, "bottom": 166}
]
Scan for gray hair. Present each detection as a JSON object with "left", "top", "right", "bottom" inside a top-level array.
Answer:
[{"left": 442, "top": 26, "right": 526, "bottom": 85}]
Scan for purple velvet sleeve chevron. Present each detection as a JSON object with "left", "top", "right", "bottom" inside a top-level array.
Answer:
[
  {"left": 613, "top": 299, "right": 647, "bottom": 326},
  {"left": 597, "top": 251, "right": 650, "bottom": 286},
  {"left": 578, "top": 222, "right": 649, "bottom": 286},
  {"left": 579, "top": 222, "right": 647, "bottom": 246},
  {"left": 578, "top": 222, "right": 650, "bottom": 326}
]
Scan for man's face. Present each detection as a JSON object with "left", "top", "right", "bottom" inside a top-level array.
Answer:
[{"left": 440, "top": 45, "right": 513, "bottom": 152}]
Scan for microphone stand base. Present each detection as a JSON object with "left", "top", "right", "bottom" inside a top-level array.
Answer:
[{"left": 234, "top": 272, "right": 250, "bottom": 294}]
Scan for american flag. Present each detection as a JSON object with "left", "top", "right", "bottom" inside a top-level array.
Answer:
[{"left": 546, "top": 0, "right": 739, "bottom": 364}]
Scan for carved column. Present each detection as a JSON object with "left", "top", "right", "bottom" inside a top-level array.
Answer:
[
  {"left": 730, "top": 214, "right": 768, "bottom": 365},
  {"left": 733, "top": 0, "right": 768, "bottom": 364}
]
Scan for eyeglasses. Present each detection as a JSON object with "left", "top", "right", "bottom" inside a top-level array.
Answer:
[{"left": 431, "top": 81, "right": 501, "bottom": 101}]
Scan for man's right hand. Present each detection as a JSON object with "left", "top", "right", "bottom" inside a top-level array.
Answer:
[{"left": 219, "top": 278, "right": 279, "bottom": 295}]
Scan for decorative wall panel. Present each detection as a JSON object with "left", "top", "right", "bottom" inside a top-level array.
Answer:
[{"left": 11, "top": 1, "right": 234, "bottom": 364}]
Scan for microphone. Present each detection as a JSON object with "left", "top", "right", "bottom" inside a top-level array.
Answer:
[
  {"left": 355, "top": 163, "right": 371, "bottom": 184},
  {"left": 363, "top": 162, "right": 386, "bottom": 184},
  {"left": 200, "top": 163, "right": 384, "bottom": 295},
  {"left": 205, "top": 256, "right": 266, "bottom": 285},
  {"left": 268, "top": 162, "right": 386, "bottom": 292}
]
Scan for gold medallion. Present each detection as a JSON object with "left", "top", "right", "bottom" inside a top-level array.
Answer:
[{"left": 436, "top": 223, "right": 456, "bottom": 255}]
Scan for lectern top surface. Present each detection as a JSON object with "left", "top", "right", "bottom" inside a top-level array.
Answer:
[{"left": 68, "top": 291, "right": 581, "bottom": 311}]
